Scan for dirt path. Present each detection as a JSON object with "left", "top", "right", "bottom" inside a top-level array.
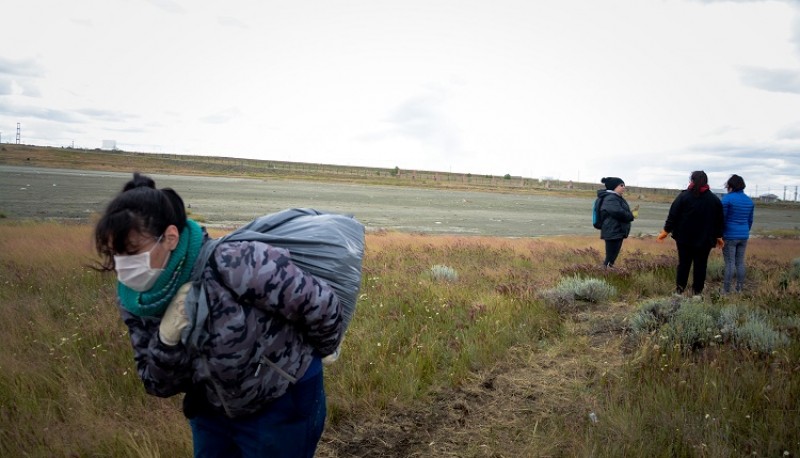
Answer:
[{"left": 317, "top": 302, "right": 632, "bottom": 457}]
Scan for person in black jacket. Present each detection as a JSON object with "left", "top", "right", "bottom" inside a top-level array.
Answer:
[
  {"left": 597, "top": 177, "right": 638, "bottom": 268},
  {"left": 657, "top": 170, "right": 724, "bottom": 295}
]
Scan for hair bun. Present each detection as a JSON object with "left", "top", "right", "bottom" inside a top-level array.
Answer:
[{"left": 122, "top": 172, "right": 156, "bottom": 192}]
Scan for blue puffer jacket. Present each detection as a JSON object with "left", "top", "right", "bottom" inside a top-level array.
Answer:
[{"left": 722, "top": 190, "right": 754, "bottom": 240}]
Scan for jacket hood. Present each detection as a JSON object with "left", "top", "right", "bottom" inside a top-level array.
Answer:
[{"left": 597, "top": 189, "right": 613, "bottom": 198}]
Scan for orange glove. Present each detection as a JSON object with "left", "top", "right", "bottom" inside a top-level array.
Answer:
[
  {"left": 716, "top": 238, "right": 725, "bottom": 249},
  {"left": 656, "top": 230, "right": 669, "bottom": 242}
]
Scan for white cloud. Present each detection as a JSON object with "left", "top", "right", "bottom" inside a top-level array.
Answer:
[
  {"left": 0, "top": 0, "right": 798, "bottom": 193},
  {"left": 739, "top": 67, "right": 800, "bottom": 94}
]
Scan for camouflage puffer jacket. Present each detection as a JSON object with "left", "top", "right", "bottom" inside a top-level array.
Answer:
[{"left": 120, "top": 239, "right": 343, "bottom": 418}]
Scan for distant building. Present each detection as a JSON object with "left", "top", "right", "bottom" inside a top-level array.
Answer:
[
  {"left": 758, "top": 193, "right": 779, "bottom": 203},
  {"left": 102, "top": 140, "right": 117, "bottom": 150},
  {"left": 711, "top": 188, "right": 726, "bottom": 198}
]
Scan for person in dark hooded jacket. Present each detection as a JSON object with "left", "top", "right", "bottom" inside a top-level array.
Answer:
[
  {"left": 597, "top": 177, "right": 637, "bottom": 268},
  {"left": 657, "top": 170, "right": 724, "bottom": 295}
]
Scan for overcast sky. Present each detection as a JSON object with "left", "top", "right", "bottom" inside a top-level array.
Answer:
[{"left": 2, "top": 0, "right": 799, "bottom": 195}]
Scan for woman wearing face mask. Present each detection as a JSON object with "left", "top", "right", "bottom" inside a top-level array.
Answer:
[
  {"left": 94, "top": 172, "right": 342, "bottom": 457},
  {"left": 657, "top": 170, "right": 724, "bottom": 296}
]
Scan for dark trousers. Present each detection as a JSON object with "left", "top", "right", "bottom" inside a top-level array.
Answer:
[
  {"left": 675, "top": 242, "right": 712, "bottom": 294},
  {"left": 604, "top": 239, "right": 624, "bottom": 267},
  {"left": 189, "top": 370, "right": 327, "bottom": 458}
]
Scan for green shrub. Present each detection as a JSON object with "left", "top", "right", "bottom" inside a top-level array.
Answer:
[
  {"left": 631, "top": 299, "right": 791, "bottom": 355},
  {"left": 629, "top": 296, "right": 681, "bottom": 334},
  {"left": 428, "top": 264, "right": 458, "bottom": 283},
  {"left": 631, "top": 297, "right": 680, "bottom": 334},
  {"left": 734, "top": 312, "right": 790, "bottom": 354},
  {"left": 629, "top": 309, "right": 659, "bottom": 334},
  {"left": 540, "top": 276, "right": 616, "bottom": 307},
  {"left": 716, "top": 304, "right": 742, "bottom": 343},
  {"left": 630, "top": 297, "right": 714, "bottom": 350},
  {"left": 665, "top": 301, "right": 716, "bottom": 349}
]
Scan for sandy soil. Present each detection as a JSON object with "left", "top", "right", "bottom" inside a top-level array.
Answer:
[{"left": 1, "top": 165, "right": 797, "bottom": 237}]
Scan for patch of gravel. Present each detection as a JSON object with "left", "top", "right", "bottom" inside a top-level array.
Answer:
[{"left": 2, "top": 165, "right": 798, "bottom": 237}]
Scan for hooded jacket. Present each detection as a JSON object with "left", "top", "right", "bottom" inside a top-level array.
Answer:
[
  {"left": 120, "top": 239, "right": 343, "bottom": 418},
  {"left": 596, "top": 189, "right": 634, "bottom": 240},
  {"left": 664, "top": 189, "right": 724, "bottom": 248}
]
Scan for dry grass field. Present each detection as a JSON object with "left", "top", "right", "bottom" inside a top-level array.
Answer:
[{"left": 1, "top": 145, "right": 799, "bottom": 456}]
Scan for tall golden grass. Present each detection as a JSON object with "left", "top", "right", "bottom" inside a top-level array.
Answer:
[{"left": 1, "top": 222, "right": 798, "bottom": 456}]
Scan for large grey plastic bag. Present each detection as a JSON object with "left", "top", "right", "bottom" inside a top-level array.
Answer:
[
  {"left": 185, "top": 208, "right": 364, "bottom": 350},
  {"left": 222, "top": 208, "right": 364, "bottom": 328}
]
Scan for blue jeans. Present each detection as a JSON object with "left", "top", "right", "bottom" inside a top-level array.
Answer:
[
  {"left": 723, "top": 239, "right": 748, "bottom": 293},
  {"left": 189, "top": 370, "right": 327, "bottom": 458}
]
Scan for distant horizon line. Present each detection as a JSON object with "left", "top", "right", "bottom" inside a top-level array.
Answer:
[{"left": 5, "top": 141, "right": 799, "bottom": 201}]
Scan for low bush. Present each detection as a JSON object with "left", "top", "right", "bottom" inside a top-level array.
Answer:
[
  {"left": 630, "top": 298, "right": 791, "bottom": 355},
  {"left": 734, "top": 311, "right": 790, "bottom": 353},
  {"left": 428, "top": 264, "right": 459, "bottom": 282},
  {"left": 540, "top": 275, "right": 616, "bottom": 311}
]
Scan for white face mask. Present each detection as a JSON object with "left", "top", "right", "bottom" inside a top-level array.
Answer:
[{"left": 114, "top": 235, "right": 170, "bottom": 292}]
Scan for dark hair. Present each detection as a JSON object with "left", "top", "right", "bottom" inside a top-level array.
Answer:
[
  {"left": 94, "top": 172, "right": 187, "bottom": 270},
  {"left": 689, "top": 170, "right": 708, "bottom": 197},
  {"left": 725, "top": 174, "right": 746, "bottom": 192}
]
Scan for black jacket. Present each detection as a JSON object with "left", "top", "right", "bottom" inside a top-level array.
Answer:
[
  {"left": 664, "top": 189, "right": 724, "bottom": 248},
  {"left": 597, "top": 190, "right": 634, "bottom": 240}
]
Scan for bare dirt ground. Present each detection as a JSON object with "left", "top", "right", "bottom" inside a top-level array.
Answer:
[
  {"left": 316, "top": 301, "right": 632, "bottom": 457},
  {"left": 2, "top": 165, "right": 798, "bottom": 237}
]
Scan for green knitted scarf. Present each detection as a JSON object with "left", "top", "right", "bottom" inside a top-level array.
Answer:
[{"left": 118, "top": 219, "right": 204, "bottom": 317}]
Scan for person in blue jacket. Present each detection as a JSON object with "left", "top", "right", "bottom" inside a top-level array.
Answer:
[{"left": 721, "top": 174, "right": 755, "bottom": 293}]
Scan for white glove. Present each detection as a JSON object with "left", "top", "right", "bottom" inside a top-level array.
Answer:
[
  {"left": 159, "top": 283, "right": 192, "bottom": 346},
  {"left": 322, "top": 345, "right": 342, "bottom": 365}
]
